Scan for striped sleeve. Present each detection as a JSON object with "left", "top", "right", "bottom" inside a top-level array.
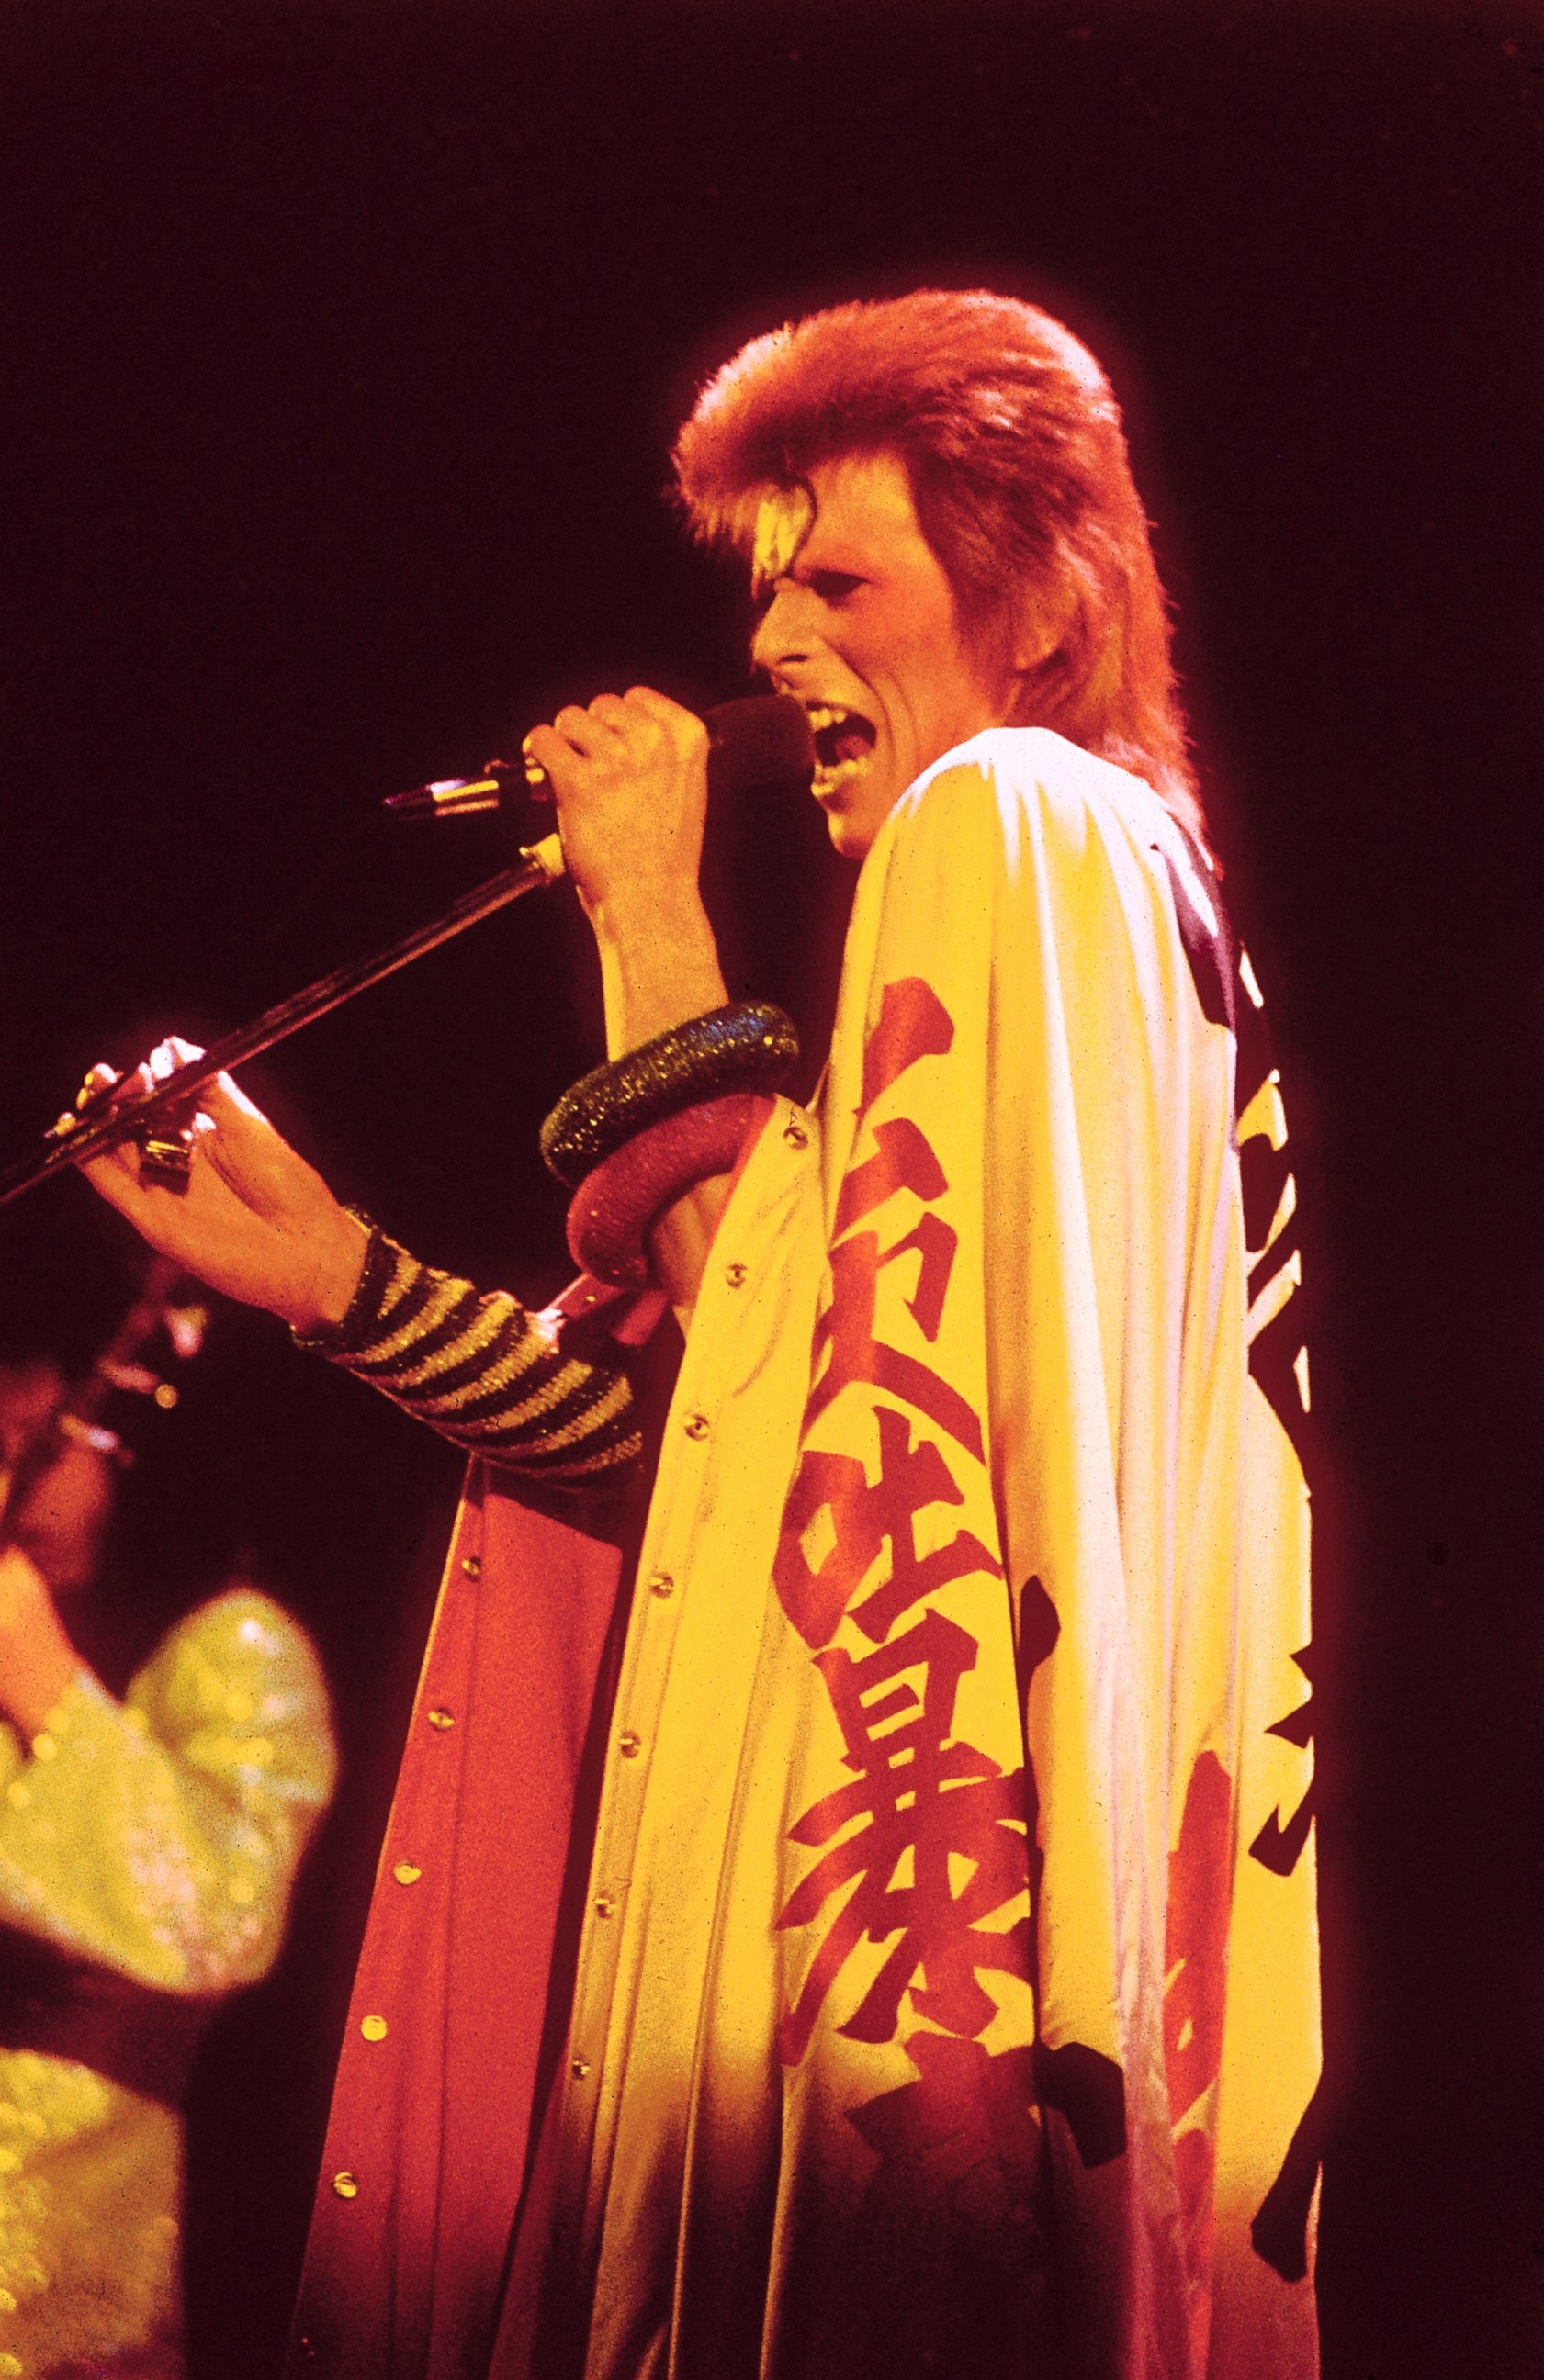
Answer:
[{"left": 294, "top": 1224, "right": 641, "bottom": 1480}]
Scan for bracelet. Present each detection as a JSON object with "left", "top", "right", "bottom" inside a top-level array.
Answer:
[
  {"left": 565, "top": 1094, "right": 771, "bottom": 1288},
  {"left": 539, "top": 1002, "right": 798, "bottom": 1189}
]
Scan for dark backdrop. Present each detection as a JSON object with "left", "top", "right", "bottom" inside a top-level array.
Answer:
[{"left": 2, "top": 5, "right": 1539, "bottom": 2374}]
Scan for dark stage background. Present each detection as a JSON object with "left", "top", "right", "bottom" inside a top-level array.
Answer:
[{"left": 2, "top": 5, "right": 1539, "bottom": 2373}]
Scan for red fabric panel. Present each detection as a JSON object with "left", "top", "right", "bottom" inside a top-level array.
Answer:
[{"left": 287, "top": 1468, "right": 624, "bottom": 2379}]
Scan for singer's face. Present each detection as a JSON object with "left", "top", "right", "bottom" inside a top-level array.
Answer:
[{"left": 749, "top": 452, "right": 1010, "bottom": 858}]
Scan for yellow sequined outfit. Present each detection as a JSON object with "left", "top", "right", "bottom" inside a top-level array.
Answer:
[{"left": 0, "top": 1589, "right": 337, "bottom": 2379}]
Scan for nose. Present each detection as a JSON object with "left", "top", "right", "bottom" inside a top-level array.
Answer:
[{"left": 750, "top": 580, "right": 818, "bottom": 679}]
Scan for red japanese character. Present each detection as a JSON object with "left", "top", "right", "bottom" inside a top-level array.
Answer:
[
  {"left": 777, "top": 1608, "right": 1032, "bottom": 2061},
  {"left": 773, "top": 1403, "right": 1001, "bottom": 1652}
]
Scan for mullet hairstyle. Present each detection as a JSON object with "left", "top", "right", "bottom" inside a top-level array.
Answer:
[{"left": 672, "top": 288, "right": 1204, "bottom": 843}]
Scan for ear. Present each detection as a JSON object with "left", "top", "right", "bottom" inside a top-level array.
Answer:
[{"left": 1010, "top": 584, "right": 1078, "bottom": 676}]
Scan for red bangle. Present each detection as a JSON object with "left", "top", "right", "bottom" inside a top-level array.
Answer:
[{"left": 565, "top": 1094, "right": 770, "bottom": 1288}]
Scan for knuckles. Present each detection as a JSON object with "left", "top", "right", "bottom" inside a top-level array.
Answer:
[{"left": 538, "top": 690, "right": 708, "bottom": 776}]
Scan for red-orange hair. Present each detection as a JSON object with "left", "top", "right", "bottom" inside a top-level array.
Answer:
[{"left": 673, "top": 288, "right": 1203, "bottom": 841}]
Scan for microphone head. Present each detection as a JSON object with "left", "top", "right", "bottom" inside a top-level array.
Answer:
[{"left": 705, "top": 694, "right": 815, "bottom": 797}]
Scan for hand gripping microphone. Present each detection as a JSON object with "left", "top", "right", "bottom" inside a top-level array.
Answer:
[{"left": 384, "top": 693, "right": 814, "bottom": 821}]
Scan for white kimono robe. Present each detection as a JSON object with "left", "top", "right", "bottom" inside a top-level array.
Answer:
[{"left": 295, "top": 726, "right": 1320, "bottom": 2380}]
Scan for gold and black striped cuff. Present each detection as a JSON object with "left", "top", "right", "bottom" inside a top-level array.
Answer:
[{"left": 295, "top": 1222, "right": 640, "bottom": 1477}]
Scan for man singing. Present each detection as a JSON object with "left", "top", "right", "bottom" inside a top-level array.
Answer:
[{"left": 79, "top": 289, "right": 1321, "bottom": 2378}]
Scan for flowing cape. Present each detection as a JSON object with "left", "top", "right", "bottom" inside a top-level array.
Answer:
[{"left": 291, "top": 727, "right": 1320, "bottom": 2380}]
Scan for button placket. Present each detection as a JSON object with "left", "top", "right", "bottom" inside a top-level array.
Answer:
[
  {"left": 558, "top": 1497, "right": 687, "bottom": 2189},
  {"left": 552, "top": 1097, "right": 814, "bottom": 2254}
]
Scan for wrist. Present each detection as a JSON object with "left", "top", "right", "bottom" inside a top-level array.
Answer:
[
  {"left": 591, "top": 898, "right": 727, "bottom": 1061},
  {"left": 285, "top": 1207, "right": 371, "bottom": 1332},
  {"left": 588, "top": 879, "right": 714, "bottom": 956}
]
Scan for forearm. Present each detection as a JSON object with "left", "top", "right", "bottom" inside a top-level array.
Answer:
[
  {"left": 590, "top": 894, "right": 736, "bottom": 1312},
  {"left": 296, "top": 1223, "right": 641, "bottom": 1477},
  {"left": 0, "top": 1550, "right": 90, "bottom": 1740},
  {"left": 591, "top": 888, "right": 729, "bottom": 1060}
]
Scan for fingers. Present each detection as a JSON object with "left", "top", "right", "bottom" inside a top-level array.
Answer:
[
  {"left": 531, "top": 697, "right": 638, "bottom": 765},
  {"left": 76, "top": 1061, "right": 122, "bottom": 1111},
  {"left": 521, "top": 720, "right": 579, "bottom": 783},
  {"left": 72, "top": 1035, "right": 206, "bottom": 1117},
  {"left": 551, "top": 702, "right": 615, "bottom": 757},
  {"left": 525, "top": 689, "right": 707, "bottom": 773},
  {"left": 78, "top": 1134, "right": 163, "bottom": 1209},
  {"left": 622, "top": 685, "right": 710, "bottom": 752},
  {"left": 68, "top": 1036, "right": 218, "bottom": 1203},
  {"left": 186, "top": 1067, "right": 269, "bottom": 1132},
  {"left": 152, "top": 1033, "right": 204, "bottom": 1075}
]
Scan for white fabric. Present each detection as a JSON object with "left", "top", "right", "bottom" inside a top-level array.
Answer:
[{"left": 531, "top": 728, "right": 1320, "bottom": 2379}]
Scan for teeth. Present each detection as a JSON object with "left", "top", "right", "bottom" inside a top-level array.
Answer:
[{"left": 804, "top": 703, "right": 851, "bottom": 730}]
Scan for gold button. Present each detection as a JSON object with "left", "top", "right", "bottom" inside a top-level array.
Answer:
[
  {"left": 332, "top": 2171, "right": 360, "bottom": 2200},
  {"left": 783, "top": 1119, "right": 809, "bottom": 1149},
  {"left": 392, "top": 1860, "right": 423, "bottom": 1886},
  {"left": 683, "top": 1412, "right": 709, "bottom": 1441},
  {"left": 460, "top": 1555, "right": 482, "bottom": 1579},
  {"left": 30, "top": 1732, "right": 57, "bottom": 1763},
  {"left": 593, "top": 1892, "right": 615, "bottom": 1918},
  {"left": 360, "top": 2015, "right": 389, "bottom": 2042},
  {"left": 6, "top": 1781, "right": 29, "bottom": 1810},
  {"left": 426, "top": 1707, "right": 455, "bottom": 1730},
  {"left": 648, "top": 1571, "right": 674, "bottom": 1598},
  {"left": 619, "top": 1730, "right": 643, "bottom": 1757},
  {"left": 724, "top": 1262, "right": 747, "bottom": 1288},
  {"left": 569, "top": 2056, "right": 592, "bottom": 2080}
]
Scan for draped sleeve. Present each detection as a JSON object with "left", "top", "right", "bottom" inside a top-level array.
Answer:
[{"left": 0, "top": 1588, "right": 337, "bottom": 1993}]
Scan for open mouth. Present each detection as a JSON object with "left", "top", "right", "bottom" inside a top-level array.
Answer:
[{"left": 805, "top": 702, "right": 877, "bottom": 791}]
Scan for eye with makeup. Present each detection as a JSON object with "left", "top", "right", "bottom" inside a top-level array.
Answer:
[{"left": 806, "top": 570, "right": 863, "bottom": 605}]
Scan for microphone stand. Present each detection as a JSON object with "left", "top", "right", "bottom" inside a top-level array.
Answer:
[{"left": 0, "top": 833, "right": 566, "bottom": 1210}]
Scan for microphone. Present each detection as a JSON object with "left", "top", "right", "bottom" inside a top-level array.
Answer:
[{"left": 384, "top": 693, "right": 814, "bottom": 822}]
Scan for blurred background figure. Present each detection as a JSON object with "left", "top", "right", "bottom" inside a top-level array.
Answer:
[{"left": 0, "top": 1223, "right": 336, "bottom": 2380}]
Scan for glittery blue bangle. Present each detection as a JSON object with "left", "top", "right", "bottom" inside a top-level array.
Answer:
[{"left": 539, "top": 1002, "right": 798, "bottom": 1188}]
